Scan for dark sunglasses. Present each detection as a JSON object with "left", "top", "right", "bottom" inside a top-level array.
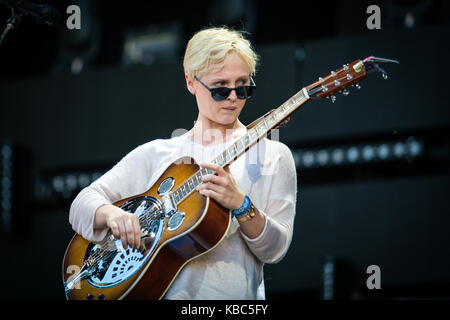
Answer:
[{"left": 194, "top": 76, "right": 256, "bottom": 102}]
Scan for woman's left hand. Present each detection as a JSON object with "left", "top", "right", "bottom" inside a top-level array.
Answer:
[{"left": 195, "top": 162, "right": 245, "bottom": 210}]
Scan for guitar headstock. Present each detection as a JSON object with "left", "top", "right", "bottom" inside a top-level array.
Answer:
[{"left": 306, "top": 56, "right": 399, "bottom": 102}]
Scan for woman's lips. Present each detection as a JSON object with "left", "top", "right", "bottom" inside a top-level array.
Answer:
[{"left": 222, "top": 106, "right": 237, "bottom": 111}]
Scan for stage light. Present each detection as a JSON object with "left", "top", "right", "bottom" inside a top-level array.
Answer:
[
  {"left": 393, "top": 142, "right": 406, "bottom": 158},
  {"left": 41, "top": 168, "right": 107, "bottom": 204},
  {"left": 53, "top": 0, "right": 102, "bottom": 74},
  {"left": 122, "top": 23, "right": 182, "bottom": 66},
  {"left": 91, "top": 172, "right": 103, "bottom": 182},
  {"left": 292, "top": 152, "right": 301, "bottom": 168},
  {"left": 347, "top": 147, "right": 359, "bottom": 163},
  {"left": 52, "top": 176, "right": 65, "bottom": 193},
  {"left": 1, "top": 144, "right": 13, "bottom": 231},
  {"left": 408, "top": 137, "right": 422, "bottom": 157},
  {"left": 378, "top": 144, "right": 390, "bottom": 160},
  {"left": 332, "top": 148, "right": 345, "bottom": 165},
  {"left": 65, "top": 175, "right": 78, "bottom": 191},
  {"left": 317, "top": 150, "right": 329, "bottom": 166},
  {"left": 302, "top": 152, "right": 315, "bottom": 168},
  {"left": 1, "top": 186, "right": 11, "bottom": 199},
  {"left": 1, "top": 176, "right": 11, "bottom": 190},
  {"left": 362, "top": 145, "right": 376, "bottom": 161},
  {"left": 78, "top": 173, "right": 91, "bottom": 188},
  {"left": 1, "top": 145, "right": 12, "bottom": 160},
  {"left": 1, "top": 198, "right": 11, "bottom": 211},
  {"left": 290, "top": 136, "right": 425, "bottom": 171}
]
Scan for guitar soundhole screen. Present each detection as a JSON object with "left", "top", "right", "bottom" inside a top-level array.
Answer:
[{"left": 109, "top": 250, "right": 142, "bottom": 279}]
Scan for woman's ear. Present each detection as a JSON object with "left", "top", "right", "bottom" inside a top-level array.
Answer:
[{"left": 185, "top": 73, "right": 196, "bottom": 95}]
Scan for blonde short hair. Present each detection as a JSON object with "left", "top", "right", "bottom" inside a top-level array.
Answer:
[{"left": 183, "top": 27, "right": 259, "bottom": 81}]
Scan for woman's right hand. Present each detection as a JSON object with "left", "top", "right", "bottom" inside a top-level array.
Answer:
[{"left": 94, "top": 204, "right": 141, "bottom": 250}]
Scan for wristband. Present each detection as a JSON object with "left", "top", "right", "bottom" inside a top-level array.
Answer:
[
  {"left": 231, "top": 195, "right": 252, "bottom": 218},
  {"left": 236, "top": 202, "right": 256, "bottom": 223}
]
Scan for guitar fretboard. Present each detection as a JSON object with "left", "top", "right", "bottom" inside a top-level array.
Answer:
[{"left": 172, "top": 88, "right": 309, "bottom": 204}]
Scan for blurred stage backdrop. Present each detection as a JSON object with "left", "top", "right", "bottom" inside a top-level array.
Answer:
[{"left": 0, "top": 0, "right": 449, "bottom": 300}]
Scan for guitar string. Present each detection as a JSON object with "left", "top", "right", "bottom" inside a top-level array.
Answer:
[
  {"left": 83, "top": 205, "right": 163, "bottom": 268},
  {"left": 307, "top": 71, "right": 361, "bottom": 97}
]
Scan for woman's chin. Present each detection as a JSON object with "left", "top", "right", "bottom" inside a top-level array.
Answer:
[{"left": 218, "top": 118, "right": 238, "bottom": 126}]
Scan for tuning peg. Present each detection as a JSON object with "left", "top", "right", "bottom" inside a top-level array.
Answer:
[
  {"left": 342, "top": 89, "right": 350, "bottom": 96},
  {"left": 382, "top": 73, "right": 388, "bottom": 80},
  {"left": 330, "top": 95, "right": 337, "bottom": 103},
  {"left": 354, "top": 83, "right": 361, "bottom": 90}
]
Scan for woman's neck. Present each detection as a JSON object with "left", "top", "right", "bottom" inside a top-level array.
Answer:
[{"left": 189, "top": 118, "right": 246, "bottom": 146}]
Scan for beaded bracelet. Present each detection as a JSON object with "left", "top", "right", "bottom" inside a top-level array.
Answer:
[{"left": 231, "top": 195, "right": 252, "bottom": 218}]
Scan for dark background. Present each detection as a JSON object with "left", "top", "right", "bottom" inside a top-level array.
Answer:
[{"left": 0, "top": 0, "right": 449, "bottom": 300}]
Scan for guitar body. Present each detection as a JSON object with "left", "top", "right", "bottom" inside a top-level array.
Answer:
[{"left": 62, "top": 157, "right": 231, "bottom": 300}]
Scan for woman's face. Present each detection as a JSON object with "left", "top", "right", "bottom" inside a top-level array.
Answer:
[{"left": 187, "top": 52, "right": 251, "bottom": 128}]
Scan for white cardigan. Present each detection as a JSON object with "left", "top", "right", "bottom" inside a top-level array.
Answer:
[{"left": 69, "top": 132, "right": 298, "bottom": 300}]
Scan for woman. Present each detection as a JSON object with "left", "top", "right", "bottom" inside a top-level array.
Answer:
[{"left": 69, "top": 26, "right": 297, "bottom": 299}]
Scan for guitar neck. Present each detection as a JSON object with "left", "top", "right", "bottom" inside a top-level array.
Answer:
[
  {"left": 171, "top": 88, "right": 310, "bottom": 205},
  {"left": 214, "top": 87, "right": 310, "bottom": 168}
]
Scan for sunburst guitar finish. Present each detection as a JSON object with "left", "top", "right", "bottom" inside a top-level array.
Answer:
[{"left": 62, "top": 157, "right": 231, "bottom": 300}]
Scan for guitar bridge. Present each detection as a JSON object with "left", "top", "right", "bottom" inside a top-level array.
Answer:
[{"left": 161, "top": 192, "right": 177, "bottom": 218}]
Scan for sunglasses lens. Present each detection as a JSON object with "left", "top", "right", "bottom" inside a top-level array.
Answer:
[
  {"left": 211, "top": 88, "right": 231, "bottom": 101},
  {"left": 210, "top": 86, "right": 255, "bottom": 101},
  {"left": 237, "top": 86, "right": 255, "bottom": 99}
]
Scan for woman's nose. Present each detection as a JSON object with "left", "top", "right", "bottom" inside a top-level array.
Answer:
[{"left": 227, "top": 88, "right": 238, "bottom": 101}]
